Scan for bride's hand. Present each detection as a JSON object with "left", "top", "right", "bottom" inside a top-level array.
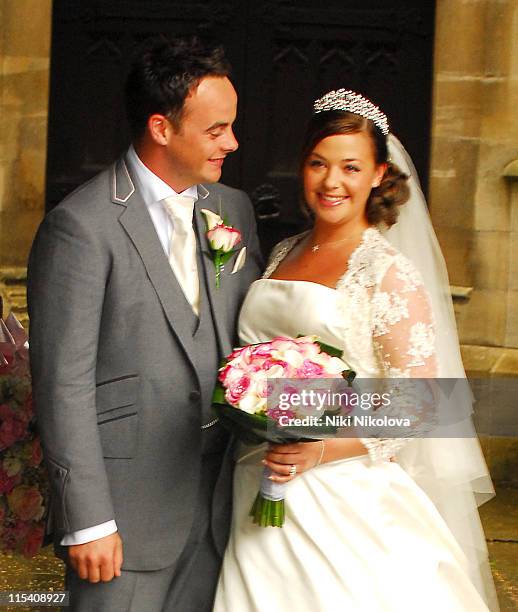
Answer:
[{"left": 263, "top": 442, "right": 323, "bottom": 482}]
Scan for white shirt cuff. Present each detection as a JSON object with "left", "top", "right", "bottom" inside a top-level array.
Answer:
[{"left": 60, "top": 520, "right": 118, "bottom": 546}]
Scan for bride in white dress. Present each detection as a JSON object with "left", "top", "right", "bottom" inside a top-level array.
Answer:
[{"left": 214, "top": 91, "right": 497, "bottom": 612}]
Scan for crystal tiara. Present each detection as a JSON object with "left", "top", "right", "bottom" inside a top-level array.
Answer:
[{"left": 313, "top": 89, "right": 389, "bottom": 136}]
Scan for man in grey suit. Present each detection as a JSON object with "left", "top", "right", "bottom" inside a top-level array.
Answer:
[{"left": 28, "top": 36, "right": 262, "bottom": 611}]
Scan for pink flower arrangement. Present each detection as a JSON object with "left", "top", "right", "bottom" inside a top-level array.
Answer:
[
  {"left": 0, "top": 312, "right": 49, "bottom": 557},
  {"left": 218, "top": 335, "right": 349, "bottom": 417},
  {"left": 213, "top": 335, "right": 353, "bottom": 527}
]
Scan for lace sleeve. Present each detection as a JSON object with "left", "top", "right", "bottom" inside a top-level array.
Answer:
[{"left": 360, "top": 255, "right": 438, "bottom": 462}]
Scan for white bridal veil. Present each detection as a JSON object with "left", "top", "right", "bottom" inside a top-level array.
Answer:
[{"left": 383, "top": 135, "right": 498, "bottom": 610}]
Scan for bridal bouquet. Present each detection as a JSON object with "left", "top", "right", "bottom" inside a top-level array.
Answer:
[
  {"left": 0, "top": 313, "right": 48, "bottom": 557},
  {"left": 213, "top": 335, "right": 354, "bottom": 526}
]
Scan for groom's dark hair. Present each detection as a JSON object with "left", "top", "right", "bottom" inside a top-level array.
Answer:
[{"left": 125, "top": 35, "right": 232, "bottom": 138}]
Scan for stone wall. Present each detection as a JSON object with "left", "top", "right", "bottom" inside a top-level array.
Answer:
[
  {"left": 430, "top": 0, "right": 518, "bottom": 349},
  {"left": 0, "top": 0, "right": 51, "bottom": 268}
]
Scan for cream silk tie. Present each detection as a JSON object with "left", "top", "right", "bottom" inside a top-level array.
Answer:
[{"left": 162, "top": 195, "right": 200, "bottom": 316}]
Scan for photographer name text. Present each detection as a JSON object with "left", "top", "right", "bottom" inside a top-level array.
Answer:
[{"left": 278, "top": 415, "right": 411, "bottom": 427}]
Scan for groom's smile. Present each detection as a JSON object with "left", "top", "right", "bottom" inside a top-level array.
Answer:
[{"left": 161, "top": 76, "right": 239, "bottom": 192}]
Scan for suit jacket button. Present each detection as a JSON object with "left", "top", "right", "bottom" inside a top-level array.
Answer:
[{"left": 189, "top": 390, "right": 201, "bottom": 402}]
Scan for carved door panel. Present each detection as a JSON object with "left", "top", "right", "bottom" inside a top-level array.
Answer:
[
  {"left": 240, "top": 1, "right": 435, "bottom": 251},
  {"left": 46, "top": 0, "right": 247, "bottom": 208},
  {"left": 47, "top": 1, "right": 435, "bottom": 252}
]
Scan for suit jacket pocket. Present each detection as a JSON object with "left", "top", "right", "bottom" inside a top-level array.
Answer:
[{"left": 95, "top": 375, "right": 139, "bottom": 459}]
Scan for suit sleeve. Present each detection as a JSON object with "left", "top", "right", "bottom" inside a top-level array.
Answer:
[{"left": 27, "top": 206, "right": 115, "bottom": 534}]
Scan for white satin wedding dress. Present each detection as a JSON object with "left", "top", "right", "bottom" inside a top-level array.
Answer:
[{"left": 213, "top": 228, "right": 489, "bottom": 612}]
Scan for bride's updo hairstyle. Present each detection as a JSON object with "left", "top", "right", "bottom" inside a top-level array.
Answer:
[{"left": 301, "top": 91, "right": 410, "bottom": 227}]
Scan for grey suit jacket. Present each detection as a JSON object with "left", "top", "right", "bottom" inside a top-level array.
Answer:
[{"left": 27, "top": 157, "right": 262, "bottom": 570}]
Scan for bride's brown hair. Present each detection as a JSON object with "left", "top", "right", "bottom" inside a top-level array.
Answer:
[{"left": 300, "top": 111, "right": 410, "bottom": 227}]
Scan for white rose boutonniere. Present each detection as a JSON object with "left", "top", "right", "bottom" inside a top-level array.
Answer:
[{"left": 201, "top": 208, "right": 242, "bottom": 288}]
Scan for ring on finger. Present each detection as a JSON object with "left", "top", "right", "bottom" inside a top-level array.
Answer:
[{"left": 288, "top": 464, "right": 297, "bottom": 477}]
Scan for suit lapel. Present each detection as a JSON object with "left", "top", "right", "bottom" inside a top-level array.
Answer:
[
  {"left": 112, "top": 158, "right": 197, "bottom": 367},
  {"left": 194, "top": 194, "right": 232, "bottom": 358}
]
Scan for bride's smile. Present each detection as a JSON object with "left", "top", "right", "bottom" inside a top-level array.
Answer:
[
  {"left": 316, "top": 192, "right": 350, "bottom": 207},
  {"left": 303, "top": 131, "right": 385, "bottom": 232}
]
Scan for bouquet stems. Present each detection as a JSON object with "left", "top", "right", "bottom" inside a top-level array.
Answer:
[
  {"left": 215, "top": 252, "right": 222, "bottom": 288},
  {"left": 250, "top": 466, "right": 287, "bottom": 527},
  {"left": 250, "top": 493, "right": 285, "bottom": 527}
]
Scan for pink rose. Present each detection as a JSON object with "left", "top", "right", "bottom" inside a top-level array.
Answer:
[
  {"left": 7, "top": 485, "right": 45, "bottom": 521},
  {"left": 207, "top": 224, "right": 242, "bottom": 252},
  {"left": 250, "top": 343, "right": 273, "bottom": 358},
  {"left": 226, "top": 347, "right": 246, "bottom": 361},
  {"left": 261, "top": 357, "right": 288, "bottom": 372},
  {"left": 22, "top": 525, "right": 44, "bottom": 558},
  {"left": 225, "top": 375, "right": 251, "bottom": 406},
  {"left": 263, "top": 364, "right": 292, "bottom": 379},
  {"left": 296, "top": 360, "right": 325, "bottom": 378},
  {"left": 309, "top": 352, "right": 349, "bottom": 376},
  {"left": 237, "top": 345, "right": 254, "bottom": 365},
  {"left": 218, "top": 363, "right": 233, "bottom": 384},
  {"left": 281, "top": 383, "right": 300, "bottom": 396},
  {"left": 219, "top": 365, "right": 247, "bottom": 387},
  {"left": 264, "top": 381, "right": 277, "bottom": 397},
  {"left": 296, "top": 342, "right": 320, "bottom": 360},
  {"left": 252, "top": 376, "right": 268, "bottom": 398},
  {"left": 267, "top": 407, "right": 296, "bottom": 422},
  {"left": 270, "top": 337, "right": 299, "bottom": 353}
]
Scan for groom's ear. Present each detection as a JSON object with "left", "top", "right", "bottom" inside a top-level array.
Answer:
[{"left": 148, "top": 114, "right": 170, "bottom": 146}]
